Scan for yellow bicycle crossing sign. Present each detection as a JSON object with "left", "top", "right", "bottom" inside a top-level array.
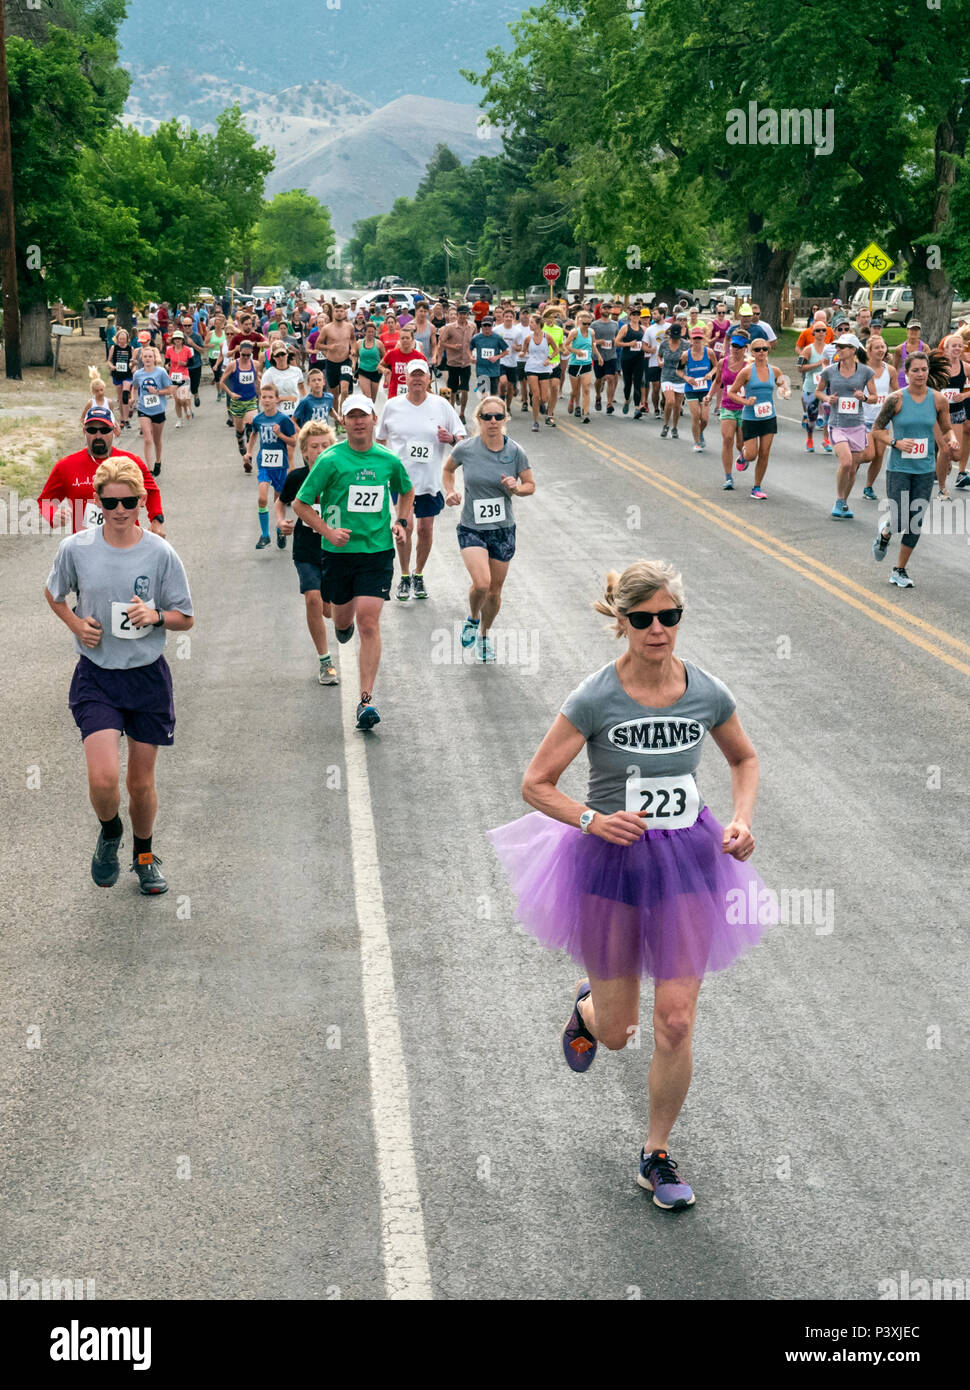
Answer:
[{"left": 851, "top": 242, "right": 892, "bottom": 285}]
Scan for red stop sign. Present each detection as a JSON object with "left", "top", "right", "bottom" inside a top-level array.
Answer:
[{"left": 542, "top": 263, "right": 561, "bottom": 283}]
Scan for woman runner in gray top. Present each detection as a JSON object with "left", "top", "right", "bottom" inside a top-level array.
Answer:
[{"left": 489, "top": 559, "right": 772, "bottom": 1210}]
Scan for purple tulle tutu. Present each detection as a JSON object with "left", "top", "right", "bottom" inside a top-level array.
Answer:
[{"left": 488, "top": 808, "right": 773, "bottom": 981}]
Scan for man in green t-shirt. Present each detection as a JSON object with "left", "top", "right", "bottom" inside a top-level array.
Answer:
[{"left": 293, "top": 393, "right": 414, "bottom": 730}]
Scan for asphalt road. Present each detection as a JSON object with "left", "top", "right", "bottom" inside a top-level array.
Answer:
[{"left": 1, "top": 373, "right": 968, "bottom": 1301}]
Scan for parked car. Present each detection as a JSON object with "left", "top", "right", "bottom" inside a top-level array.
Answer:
[
  {"left": 251, "top": 284, "right": 285, "bottom": 301},
  {"left": 725, "top": 284, "right": 752, "bottom": 305},
  {"left": 464, "top": 278, "right": 495, "bottom": 304},
  {"left": 379, "top": 275, "right": 404, "bottom": 289},
  {"left": 355, "top": 290, "right": 417, "bottom": 314},
  {"left": 195, "top": 287, "right": 215, "bottom": 304},
  {"left": 692, "top": 279, "right": 732, "bottom": 310},
  {"left": 524, "top": 284, "right": 548, "bottom": 308},
  {"left": 883, "top": 286, "right": 915, "bottom": 325},
  {"left": 851, "top": 285, "right": 894, "bottom": 319}
]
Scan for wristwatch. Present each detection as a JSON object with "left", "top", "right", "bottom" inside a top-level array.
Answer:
[
  {"left": 579, "top": 809, "right": 596, "bottom": 834},
  {"left": 153, "top": 512, "right": 165, "bottom": 524},
  {"left": 152, "top": 610, "right": 165, "bottom": 628}
]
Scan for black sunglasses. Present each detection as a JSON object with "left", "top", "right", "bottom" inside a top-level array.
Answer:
[
  {"left": 626, "top": 608, "right": 683, "bottom": 629},
  {"left": 98, "top": 495, "right": 139, "bottom": 510},
  {"left": 480, "top": 412, "right": 506, "bottom": 421},
  {"left": 85, "top": 424, "right": 113, "bottom": 435},
  {"left": 751, "top": 345, "right": 770, "bottom": 352}
]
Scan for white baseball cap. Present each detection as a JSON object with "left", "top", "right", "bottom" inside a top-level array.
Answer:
[
  {"left": 405, "top": 358, "right": 431, "bottom": 374},
  {"left": 834, "top": 333, "right": 863, "bottom": 349},
  {"left": 341, "top": 393, "right": 378, "bottom": 416}
]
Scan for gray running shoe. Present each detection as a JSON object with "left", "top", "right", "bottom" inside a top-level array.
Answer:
[{"left": 91, "top": 830, "right": 123, "bottom": 888}]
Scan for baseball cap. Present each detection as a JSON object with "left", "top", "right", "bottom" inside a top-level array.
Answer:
[
  {"left": 272, "top": 344, "right": 288, "bottom": 355},
  {"left": 457, "top": 304, "right": 471, "bottom": 314},
  {"left": 657, "top": 302, "right": 668, "bottom": 309},
  {"left": 405, "top": 358, "right": 431, "bottom": 374},
  {"left": 690, "top": 328, "right": 704, "bottom": 337},
  {"left": 739, "top": 304, "right": 753, "bottom": 316},
  {"left": 668, "top": 323, "right": 683, "bottom": 337},
  {"left": 342, "top": 393, "right": 378, "bottom": 416},
  {"left": 137, "top": 331, "right": 151, "bottom": 344},
  {"left": 171, "top": 329, "right": 184, "bottom": 339},
  {"left": 835, "top": 333, "right": 862, "bottom": 349},
  {"left": 83, "top": 405, "right": 115, "bottom": 426},
  {"left": 729, "top": 334, "right": 748, "bottom": 346}
]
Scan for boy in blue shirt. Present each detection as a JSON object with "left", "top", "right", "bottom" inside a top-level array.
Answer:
[
  {"left": 469, "top": 316, "right": 509, "bottom": 397},
  {"left": 293, "top": 367, "right": 337, "bottom": 429},
  {"left": 244, "top": 382, "right": 297, "bottom": 551}
]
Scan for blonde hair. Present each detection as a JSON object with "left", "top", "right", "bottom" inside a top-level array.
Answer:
[
  {"left": 298, "top": 420, "right": 335, "bottom": 456},
  {"left": 474, "top": 394, "right": 507, "bottom": 426},
  {"left": 593, "top": 560, "right": 686, "bottom": 637},
  {"left": 88, "top": 366, "right": 106, "bottom": 392},
  {"left": 93, "top": 458, "right": 146, "bottom": 497}
]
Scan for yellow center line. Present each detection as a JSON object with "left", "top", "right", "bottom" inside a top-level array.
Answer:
[{"left": 558, "top": 421, "right": 970, "bottom": 682}]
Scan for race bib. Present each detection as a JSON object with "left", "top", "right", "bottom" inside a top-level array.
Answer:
[
  {"left": 279, "top": 399, "right": 296, "bottom": 414},
  {"left": 574, "top": 350, "right": 589, "bottom": 362},
  {"left": 473, "top": 497, "right": 506, "bottom": 524},
  {"left": 943, "top": 388, "right": 959, "bottom": 402},
  {"left": 341, "top": 364, "right": 354, "bottom": 377},
  {"left": 82, "top": 500, "right": 103, "bottom": 529},
  {"left": 110, "top": 600, "right": 151, "bottom": 640},
  {"left": 838, "top": 396, "right": 860, "bottom": 415},
  {"left": 170, "top": 372, "right": 185, "bottom": 384},
  {"left": 902, "top": 438, "right": 928, "bottom": 459},
  {"left": 810, "top": 372, "right": 821, "bottom": 389},
  {"left": 406, "top": 440, "right": 432, "bottom": 463},
  {"left": 260, "top": 448, "right": 284, "bottom": 470},
  {"left": 876, "top": 394, "right": 887, "bottom": 406},
  {"left": 396, "top": 382, "right": 409, "bottom": 396},
  {"left": 347, "top": 484, "right": 384, "bottom": 512},
  {"left": 754, "top": 401, "right": 774, "bottom": 419},
  {"left": 238, "top": 371, "right": 254, "bottom": 385},
  {"left": 624, "top": 772, "right": 700, "bottom": 828},
  {"left": 142, "top": 393, "right": 160, "bottom": 410},
  {"left": 480, "top": 348, "right": 496, "bottom": 361},
  {"left": 629, "top": 342, "right": 642, "bottom": 352},
  {"left": 691, "top": 378, "right": 709, "bottom": 391}
]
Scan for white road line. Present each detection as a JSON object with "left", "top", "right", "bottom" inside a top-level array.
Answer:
[{"left": 339, "top": 674, "right": 432, "bottom": 1300}]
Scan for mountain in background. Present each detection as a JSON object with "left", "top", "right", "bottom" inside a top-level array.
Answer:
[
  {"left": 118, "top": 0, "right": 520, "bottom": 107},
  {"left": 122, "top": 74, "right": 497, "bottom": 240}
]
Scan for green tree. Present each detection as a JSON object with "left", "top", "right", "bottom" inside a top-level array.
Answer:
[{"left": 253, "top": 190, "right": 335, "bottom": 283}]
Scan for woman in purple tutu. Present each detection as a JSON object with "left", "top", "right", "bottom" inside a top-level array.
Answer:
[{"left": 489, "top": 559, "right": 773, "bottom": 1210}]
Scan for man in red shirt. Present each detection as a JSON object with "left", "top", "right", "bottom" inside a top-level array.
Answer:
[
  {"left": 380, "top": 324, "right": 428, "bottom": 399},
  {"left": 472, "top": 296, "right": 490, "bottom": 326},
  {"left": 227, "top": 311, "right": 267, "bottom": 358},
  {"left": 37, "top": 407, "right": 166, "bottom": 535}
]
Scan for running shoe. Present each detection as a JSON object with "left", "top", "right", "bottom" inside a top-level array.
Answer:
[
  {"left": 539, "top": 402, "right": 546, "bottom": 415},
  {"left": 634, "top": 408, "right": 643, "bottom": 420},
  {"left": 91, "top": 830, "right": 123, "bottom": 888},
  {"left": 671, "top": 427, "right": 679, "bottom": 438},
  {"left": 336, "top": 622, "right": 355, "bottom": 644},
  {"left": 872, "top": 530, "right": 890, "bottom": 561},
  {"left": 750, "top": 486, "right": 767, "bottom": 499},
  {"left": 637, "top": 1149, "right": 695, "bottom": 1210},
  {"left": 226, "top": 416, "right": 234, "bottom": 427},
  {"left": 606, "top": 405, "right": 614, "bottom": 415},
  {"left": 831, "top": 498, "right": 853, "bottom": 519},
  {"left": 722, "top": 476, "right": 734, "bottom": 490},
  {"left": 862, "top": 485, "right": 877, "bottom": 500},
  {"left": 567, "top": 402, "right": 574, "bottom": 415},
  {"left": 194, "top": 394, "right": 201, "bottom": 407},
  {"left": 479, "top": 634, "right": 496, "bottom": 663},
  {"left": 823, "top": 439, "right": 834, "bottom": 453},
  {"left": 594, "top": 398, "right": 602, "bottom": 411},
  {"left": 461, "top": 617, "right": 480, "bottom": 648},
  {"left": 174, "top": 420, "right": 182, "bottom": 429},
  {"left": 531, "top": 421, "right": 539, "bottom": 432},
  {"left": 693, "top": 444, "right": 703, "bottom": 453},
  {"left": 561, "top": 979, "right": 597, "bottom": 1073},
  {"left": 654, "top": 408, "right": 661, "bottom": 418},
  {"left": 805, "top": 440, "right": 815, "bottom": 452},
  {"left": 131, "top": 852, "right": 167, "bottom": 896},
  {"left": 582, "top": 414, "right": 590, "bottom": 424},
  {"left": 955, "top": 471, "right": 970, "bottom": 489},
  {"left": 660, "top": 424, "right": 669, "bottom": 438},
  {"left": 890, "top": 567, "right": 914, "bottom": 588},
  {"left": 318, "top": 655, "right": 339, "bottom": 685},
  {"left": 356, "top": 700, "right": 381, "bottom": 730},
  {"left": 243, "top": 459, "right": 252, "bottom": 473},
  {"left": 152, "top": 462, "right": 161, "bottom": 477},
  {"left": 276, "top": 526, "right": 287, "bottom": 550},
  {"left": 548, "top": 418, "right": 556, "bottom": 427},
  {"left": 736, "top": 454, "right": 748, "bottom": 471},
  {"left": 396, "top": 575, "right": 411, "bottom": 602},
  {"left": 411, "top": 574, "right": 428, "bottom": 600},
  {"left": 622, "top": 401, "right": 629, "bottom": 415},
  {"left": 255, "top": 535, "right": 271, "bottom": 549},
  {"left": 521, "top": 401, "right": 529, "bottom": 413}
]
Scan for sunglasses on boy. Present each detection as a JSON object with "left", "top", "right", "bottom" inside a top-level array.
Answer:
[
  {"left": 625, "top": 608, "right": 683, "bottom": 629},
  {"left": 96, "top": 495, "right": 140, "bottom": 510}
]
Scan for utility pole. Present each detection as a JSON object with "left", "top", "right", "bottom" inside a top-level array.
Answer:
[{"left": 0, "top": 0, "right": 23, "bottom": 378}]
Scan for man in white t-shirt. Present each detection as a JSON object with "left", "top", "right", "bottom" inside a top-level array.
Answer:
[
  {"left": 376, "top": 358, "right": 467, "bottom": 601},
  {"left": 261, "top": 343, "right": 305, "bottom": 417},
  {"left": 496, "top": 306, "right": 529, "bottom": 414},
  {"left": 641, "top": 318, "right": 664, "bottom": 417}
]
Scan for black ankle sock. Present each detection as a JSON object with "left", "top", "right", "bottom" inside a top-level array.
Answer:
[
  {"left": 100, "top": 814, "right": 123, "bottom": 840},
  {"left": 133, "top": 834, "right": 152, "bottom": 857}
]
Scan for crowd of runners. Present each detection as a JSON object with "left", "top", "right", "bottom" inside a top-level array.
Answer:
[{"left": 32, "top": 282, "right": 966, "bottom": 1208}]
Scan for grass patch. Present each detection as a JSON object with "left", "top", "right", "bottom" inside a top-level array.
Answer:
[{"left": 0, "top": 424, "right": 76, "bottom": 496}]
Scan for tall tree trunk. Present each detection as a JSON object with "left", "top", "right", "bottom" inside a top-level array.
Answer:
[
  {"left": 907, "top": 106, "right": 967, "bottom": 346},
  {"left": 750, "top": 238, "right": 799, "bottom": 336},
  {"left": 21, "top": 299, "right": 52, "bottom": 367},
  {"left": 115, "top": 292, "right": 135, "bottom": 338}
]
